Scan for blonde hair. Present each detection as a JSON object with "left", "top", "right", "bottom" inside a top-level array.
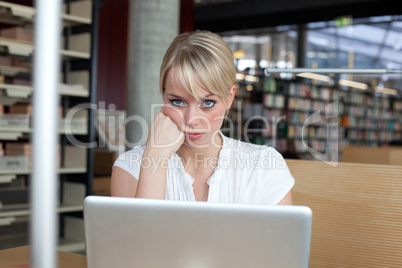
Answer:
[{"left": 160, "top": 30, "right": 236, "bottom": 104}]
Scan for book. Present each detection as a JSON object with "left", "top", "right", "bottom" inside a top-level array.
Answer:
[
  {"left": 0, "top": 55, "right": 12, "bottom": 66},
  {"left": 0, "top": 114, "right": 30, "bottom": 128},
  {"left": 5, "top": 142, "right": 31, "bottom": 152},
  {"left": 9, "top": 103, "right": 63, "bottom": 117},
  {"left": 0, "top": 155, "right": 29, "bottom": 170},
  {"left": 4, "top": 142, "right": 61, "bottom": 168},
  {"left": 0, "top": 26, "right": 33, "bottom": 43},
  {"left": 9, "top": 103, "right": 33, "bottom": 115}
]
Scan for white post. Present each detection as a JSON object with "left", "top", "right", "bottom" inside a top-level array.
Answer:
[{"left": 31, "top": 0, "right": 62, "bottom": 267}]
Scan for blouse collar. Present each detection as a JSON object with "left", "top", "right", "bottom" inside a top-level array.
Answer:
[{"left": 173, "top": 130, "right": 230, "bottom": 186}]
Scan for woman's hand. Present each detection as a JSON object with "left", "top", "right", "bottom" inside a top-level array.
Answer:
[
  {"left": 145, "top": 107, "right": 185, "bottom": 157},
  {"left": 135, "top": 107, "right": 184, "bottom": 199}
]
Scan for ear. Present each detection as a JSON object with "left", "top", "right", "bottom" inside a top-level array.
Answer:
[{"left": 226, "top": 84, "right": 236, "bottom": 109}]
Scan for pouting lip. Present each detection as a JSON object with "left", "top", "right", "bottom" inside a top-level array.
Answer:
[{"left": 184, "top": 132, "right": 204, "bottom": 135}]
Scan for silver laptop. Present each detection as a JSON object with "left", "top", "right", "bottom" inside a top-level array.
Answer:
[{"left": 84, "top": 196, "right": 312, "bottom": 268}]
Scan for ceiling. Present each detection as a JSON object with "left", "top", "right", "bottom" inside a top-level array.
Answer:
[
  {"left": 193, "top": 0, "right": 402, "bottom": 96},
  {"left": 194, "top": 0, "right": 402, "bottom": 32}
]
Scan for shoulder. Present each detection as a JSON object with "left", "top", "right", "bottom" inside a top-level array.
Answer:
[
  {"left": 113, "top": 145, "right": 146, "bottom": 180},
  {"left": 222, "top": 135, "right": 288, "bottom": 171},
  {"left": 114, "top": 145, "right": 146, "bottom": 166},
  {"left": 221, "top": 136, "right": 295, "bottom": 204}
]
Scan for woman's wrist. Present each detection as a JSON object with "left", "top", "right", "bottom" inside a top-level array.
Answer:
[{"left": 143, "top": 145, "right": 174, "bottom": 160}]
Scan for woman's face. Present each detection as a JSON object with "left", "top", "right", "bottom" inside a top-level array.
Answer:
[{"left": 162, "top": 68, "right": 235, "bottom": 148}]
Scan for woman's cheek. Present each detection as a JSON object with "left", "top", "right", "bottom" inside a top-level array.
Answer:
[{"left": 210, "top": 110, "right": 225, "bottom": 129}]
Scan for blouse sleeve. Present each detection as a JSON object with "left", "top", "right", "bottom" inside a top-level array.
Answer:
[
  {"left": 243, "top": 146, "right": 295, "bottom": 205},
  {"left": 263, "top": 147, "right": 295, "bottom": 204},
  {"left": 112, "top": 146, "right": 145, "bottom": 180}
]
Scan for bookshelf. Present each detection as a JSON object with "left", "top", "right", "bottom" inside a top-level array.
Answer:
[
  {"left": 340, "top": 90, "right": 402, "bottom": 147},
  {"left": 0, "top": 0, "right": 99, "bottom": 253},
  {"left": 230, "top": 73, "right": 402, "bottom": 162}
]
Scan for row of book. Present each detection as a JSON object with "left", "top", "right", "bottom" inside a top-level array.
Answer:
[
  {"left": 262, "top": 77, "right": 277, "bottom": 93},
  {"left": 242, "top": 92, "right": 399, "bottom": 122},
  {"left": 341, "top": 104, "right": 400, "bottom": 119},
  {"left": 394, "top": 101, "right": 402, "bottom": 111},
  {"left": 345, "top": 91, "right": 393, "bottom": 109},
  {"left": 343, "top": 92, "right": 390, "bottom": 107},
  {"left": 0, "top": 114, "right": 30, "bottom": 128},
  {"left": 262, "top": 77, "right": 340, "bottom": 101},
  {"left": 288, "top": 83, "right": 338, "bottom": 101},
  {"left": 242, "top": 103, "right": 265, "bottom": 119},
  {"left": 238, "top": 106, "right": 401, "bottom": 132},
  {"left": 0, "top": 26, "right": 33, "bottom": 43},
  {"left": 265, "top": 95, "right": 334, "bottom": 112},
  {"left": 346, "top": 129, "right": 401, "bottom": 142},
  {"left": 287, "top": 111, "right": 315, "bottom": 125},
  {"left": 346, "top": 91, "right": 367, "bottom": 105},
  {"left": 341, "top": 116, "right": 402, "bottom": 131},
  {"left": 0, "top": 103, "right": 62, "bottom": 128},
  {"left": 0, "top": 142, "right": 33, "bottom": 170},
  {"left": 237, "top": 119, "right": 340, "bottom": 140},
  {"left": 0, "top": 55, "right": 31, "bottom": 69},
  {"left": 0, "top": 142, "right": 62, "bottom": 170},
  {"left": 263, "top": 94, "right": 285, "bottom": 109},
  {"left": 366, "top": 96, "right": 390, "bottom": 108},
  {"left": 263, "top": 138, "right": 339, "bottom": 159},
  {"left": 0, "top": 103, "right": 88, "bottom": 134},
  {"left": 287, "top": 125, "right": 340, "bottom": 140},
  {"left": 288, "top": 98, "right": 318, "bottom": 111},
  {"left": 237, "top": 108, "right": 337, "bottom": 127}
]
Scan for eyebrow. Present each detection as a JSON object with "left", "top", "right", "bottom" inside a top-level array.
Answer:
[{"left": 167, "top": 93, "right": 215, "bottom": 99}]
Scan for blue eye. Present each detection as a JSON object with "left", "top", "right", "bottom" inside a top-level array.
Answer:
[
  {"left": 170, "top": 99, "right": 185, "bottom": 107},
  {"left": 202, "top": 100, "right": 216, "bottom": 108}
]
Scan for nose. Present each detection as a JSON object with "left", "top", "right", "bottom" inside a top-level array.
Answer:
[{"left": 185, "top": 105, "right": 201, "bottom": 128}]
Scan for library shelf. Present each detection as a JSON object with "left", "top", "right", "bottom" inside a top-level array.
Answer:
[
  {"left": 0, "top": 167, "right": 87, "bottom": 176},
  {"left": 0, "top": 1, "right": 91, "bottom": 26},
  {"left": 0, "top": 38, "right": 90, "bottom": 59},
  {"left": 0, "top": 204, "right": 83, "bottom": 218}
]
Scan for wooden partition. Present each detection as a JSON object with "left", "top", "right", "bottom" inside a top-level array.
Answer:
[
  {"left": 287, "top": 160, "right": 402, "bottom": 268},
  {"left": 341, "top": 146, "right": 402, "bottom": 165}
]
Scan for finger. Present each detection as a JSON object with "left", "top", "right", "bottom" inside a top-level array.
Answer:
[
  {"left": 162, "top": 106, "right": 186, "bottom": 131},
  {"left": 161, "top": 103, "right": 176, "bottom": 115},
  {"left": 178, "top": 130, "right": 185, "bottom": 144}
]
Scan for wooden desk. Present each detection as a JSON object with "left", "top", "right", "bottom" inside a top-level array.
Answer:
[{"left": 0, "top": 245, "right": 87, "bottom": 268}]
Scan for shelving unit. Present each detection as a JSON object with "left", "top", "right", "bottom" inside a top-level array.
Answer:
[
  {"left": 231, "top": 73, "right": 402, "bottom": 162},
  {"left": 340, "top": 89, "right": 402, "bottom": 147},
  {"left": 0, "top": 0, "right": 99, "bottom": 253},
  {"left": 0, "top": 1, "right": 91, "bottom": 26}
]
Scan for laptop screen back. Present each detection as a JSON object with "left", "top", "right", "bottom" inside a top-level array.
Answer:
[{"left": 84, "top": 196, "right": 312, "bottom": 268}]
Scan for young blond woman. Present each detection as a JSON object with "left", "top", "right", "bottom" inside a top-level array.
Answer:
[{"left": 111, "top": 30, "right": 294, "bottom": 205}]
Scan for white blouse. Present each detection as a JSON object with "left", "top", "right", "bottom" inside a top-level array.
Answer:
[{"left": 113, "top": 132, "right": 295, "bottom": 205}]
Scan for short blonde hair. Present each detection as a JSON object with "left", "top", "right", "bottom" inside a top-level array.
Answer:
[{"left": 160, "top": 30, "right": 236, "bottom": 104}]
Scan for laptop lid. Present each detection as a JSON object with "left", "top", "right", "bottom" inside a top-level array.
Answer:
[{"left": 84, "top": 196, "right": 312, "bottom": 268}]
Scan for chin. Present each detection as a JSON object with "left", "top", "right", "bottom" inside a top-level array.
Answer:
[{"left": 183, "top": 136, "right": 208, "bottom": 148}]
